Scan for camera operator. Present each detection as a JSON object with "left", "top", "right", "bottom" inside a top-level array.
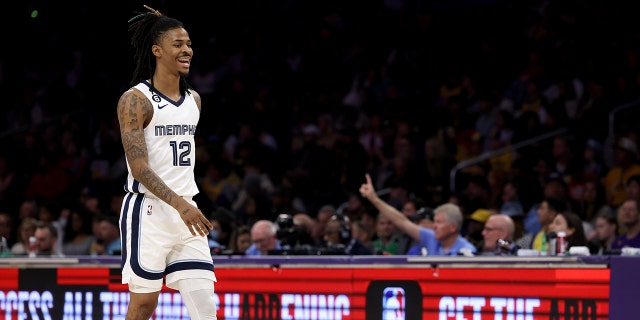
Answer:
[
  {"left": 323, "top": 213, "right": 373, "bottom": 255},
  {"left": 275, "top": 213, "right": 315, "bottom": 252}
]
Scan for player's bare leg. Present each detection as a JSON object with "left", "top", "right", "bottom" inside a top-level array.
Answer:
[{"left": 125, "top": 291, "right": 161, "bottom": 320}]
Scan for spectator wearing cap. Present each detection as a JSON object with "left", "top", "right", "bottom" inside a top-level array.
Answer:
[
  {"left": 465, "top": 209, "right": 492, "bottom": 250},
  {"left": 604, "top": 137, "right": 640, "bottom": 208}
]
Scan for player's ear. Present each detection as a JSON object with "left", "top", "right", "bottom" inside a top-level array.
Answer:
[{"left": 152, "top": 44, "right": 161, "bottom": 57}]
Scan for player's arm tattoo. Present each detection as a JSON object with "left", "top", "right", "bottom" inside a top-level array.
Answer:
[
  {"left": 118, "top": 92, "right": 175, "bottom": 205},
  {"left": 118, "top": 93, "right": 148, "bottom": 161}
]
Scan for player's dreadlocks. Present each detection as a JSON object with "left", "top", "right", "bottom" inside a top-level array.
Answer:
[{"left": 127, "top": 5, "right": 192, "bottom": 95}]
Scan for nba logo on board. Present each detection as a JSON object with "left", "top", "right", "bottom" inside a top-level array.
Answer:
[
  {"left": 382, "top": 287, "right": 405, "bottom": 320},
  {"left": 147, "top": 205, "right": 153, "bottom": 215},
  {"left": 366, "top": 280, "right": 421, "bottom": 319}
]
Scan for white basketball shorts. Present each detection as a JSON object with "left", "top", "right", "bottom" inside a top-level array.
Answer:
[{"left": 119, "top": 193, "right": 217, "bottom": 291}]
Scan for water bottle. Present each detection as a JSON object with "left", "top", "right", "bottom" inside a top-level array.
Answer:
[
  {"left": 547, "top": 232, "right": 557, "bottom": 256},
  {"left": 28, "top": 236, "right": 37, "bottom": 258},
  {"left": 556, "top": 231, "right": 567, "bottom": 256},
  {"left": 0, "top": 236, "right": 10, "bottom": 257}
]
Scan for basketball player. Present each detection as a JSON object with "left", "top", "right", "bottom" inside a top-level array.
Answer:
[{"left": 117, "top": 5, "right": 217, "bottom": 320}]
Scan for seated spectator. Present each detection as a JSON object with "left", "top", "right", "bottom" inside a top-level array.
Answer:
[
  {"left": 34, "top": 222, "right": 65, "bottom": 257},
  {"left": 591, "top": 211, "right": 618, "bottom": 255},
  {"left": 517, "top": 196, "right": 564, "bottom": 253},
  {"left": 227, "top": 225, "right": 252, "bottom": 255},
  {"left": 245, "top": 220, "right": 286, "bottom": 256},
  {"left": 91, "top": 215, "right": 121, "bottom": 256},
  {"left": 373, "top": 213, "right": 401, "bottom": 255},
  {"left": 359, "top": 174, "right": 476, "bottom": 256},
  {"left": 311, "top": 205, "right": 336, "bottom": 247},
  {"left": 37, "top": 201, "right": 67, "bottom": 254},
  {"left": 322, "top": 213, "right": 372, "bottom": 255},
  {"left": 611, "top": 198, "right": 640, "bottom": 250},
  {"left": 207, "top": 207, "right": 235, "bottom": 254},
  {"left": 0, "top": 212, "right": 15, "bottom": 249},
  {"left": 62, "top": 208, "right": 96, "bottom": 256},
  {"left": 521, "top": 175, "right": 571, "bottom": 243},
  {"left": 11, "top": 218, "right": 38, "bottom": 256},
  {"left": 548, "top": 211, "right": 588, "bottom": 253},
  {"left": 478, "top": 214, "right": 516, "bottom": 255},
  {"left": 619, "top": 175, "right": 640, "bottom": 235},
  {"left": 359, "top": 208, "right": 378, "bottom": 242},
  {"left": 351, "top": 219, "right": 376, "bottom": 254}
]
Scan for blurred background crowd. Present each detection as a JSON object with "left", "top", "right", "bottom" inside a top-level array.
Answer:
[{"left": 2, "top": 0, "right": 640, "bottom": 257}]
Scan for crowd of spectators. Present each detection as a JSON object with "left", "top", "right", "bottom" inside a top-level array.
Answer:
[{"left": 2, "top": 1, "right": 640, "bottom": 257}]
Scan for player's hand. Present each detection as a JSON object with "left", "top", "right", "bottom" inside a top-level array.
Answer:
[
  {"left": 359, "top": 173, "right": 376, "bottom": 199},
  {"left": 178, "top": 203, "right": 213, "bottom": 237}
]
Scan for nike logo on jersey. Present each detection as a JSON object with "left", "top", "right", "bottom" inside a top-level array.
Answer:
[{"left": 158, "top": 104, "right": 168, "bottom": 109}]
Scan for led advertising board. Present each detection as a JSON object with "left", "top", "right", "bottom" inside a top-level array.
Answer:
[{"left": 0, "top": 266, "right": 609, "bottom": 319}]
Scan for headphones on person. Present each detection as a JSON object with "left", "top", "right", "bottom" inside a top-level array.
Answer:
[{"left": 331, "top": 213, "right": 352, "bottom": 241}]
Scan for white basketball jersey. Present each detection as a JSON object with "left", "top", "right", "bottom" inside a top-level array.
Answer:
[{"left": 124, "top": 81, "right": 200, "bottom": 197}]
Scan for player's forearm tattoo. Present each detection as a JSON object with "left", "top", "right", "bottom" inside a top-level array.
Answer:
[{"left": 139, "top": 167, "right": 174, "bottom": 204}]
